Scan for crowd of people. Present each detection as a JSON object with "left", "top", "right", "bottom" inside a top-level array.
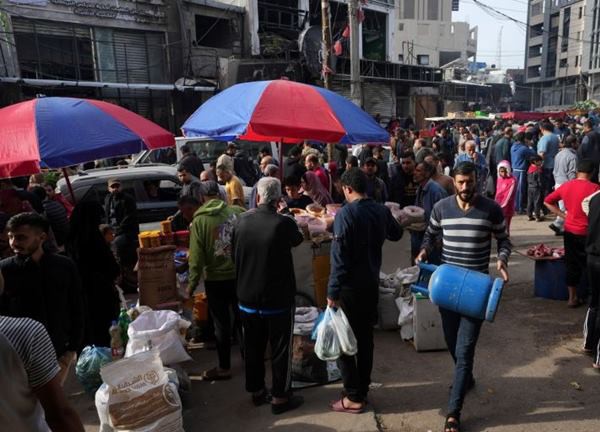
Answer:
[{"left": 1, "top": 111, "right": 600, "bottom": 432}]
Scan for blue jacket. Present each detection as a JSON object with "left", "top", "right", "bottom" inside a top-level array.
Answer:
[
  {"left": 328, "top": 199, "right": 403, "bottom": 300},
  {"left": 510, "top": 141, "right": 536, "bottom": 171},
  {"left": 416, "top": 179, "right": 448, "bottom": 223}
]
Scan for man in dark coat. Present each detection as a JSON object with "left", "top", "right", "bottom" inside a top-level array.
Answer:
[
  {"left": 579, "top": 120, "right": 600, "bottom": 183},
  {"left": 179, "top": 144, "right": 204, "bottom": 178},
  {"left": 0, "top": 212, "right": 84, "bottom": 383},
  {"left": 232, "top": 177, "right": 304, "bottom": 415},
  {"left": 104, "top": 178, "right": 138, "bottom": 291}
]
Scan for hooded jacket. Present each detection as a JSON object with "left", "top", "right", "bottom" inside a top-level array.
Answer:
[
  {"left": 495, "top": 160, "right": 517, "bottom": 215},
  {"left": 188, "top": 199, "right": 245, "bottom": 289}
]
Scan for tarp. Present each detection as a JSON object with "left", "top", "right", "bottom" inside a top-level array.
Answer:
[{"left": 500, "top": 111, "right": 567, "bottom": 121}]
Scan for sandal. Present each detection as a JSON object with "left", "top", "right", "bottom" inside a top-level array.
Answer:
[
  {"left": 330, "top": 398, "right": 364, "bottom": 414},
  {"left": 201, "top": 367, "right": 231, "bottom": 381},
  {"left": 444, "top": 413, "right": 460, "bottom": 432}
]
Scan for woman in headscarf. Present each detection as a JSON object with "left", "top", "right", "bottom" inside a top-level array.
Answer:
[
  {"left": 302, "top": 170, "right": 333, "bottom": 207},
  {"left": 66, "top": 201, "right": 120, "bottom": 346},
  {"left": 495, "top": 160, "right": 517, "bottom": 235}
]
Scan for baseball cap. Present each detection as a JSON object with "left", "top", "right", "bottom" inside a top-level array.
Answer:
[
  {"left": 199, "top": 180, "right": 220, "bottom": 197},
  {"left": 107, "top": 178, "right": 121, "bottom": 187}
]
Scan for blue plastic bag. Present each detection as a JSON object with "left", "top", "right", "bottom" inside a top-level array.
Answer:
[{"left": 75, "top": 345, "right": 112, "bottom": 394}]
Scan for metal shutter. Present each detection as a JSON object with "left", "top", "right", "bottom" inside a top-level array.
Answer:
[
  {"left": 113, "top": 31, "right": 150, "bottom": 84},
  {"left": 363, "top": 81, "right": 395, "bottom": 122}
]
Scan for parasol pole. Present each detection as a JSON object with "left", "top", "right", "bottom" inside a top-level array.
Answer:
[
  {"left": 278, "top": 140, "right": 284, "bottom": 180},
  {"left": 61, "top": 168, "right": 77, "bottom": 205}
]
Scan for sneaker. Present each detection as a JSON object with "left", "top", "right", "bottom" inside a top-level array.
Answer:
[{"left": 271, "top": 395, "right": 304, "bottom": 415}]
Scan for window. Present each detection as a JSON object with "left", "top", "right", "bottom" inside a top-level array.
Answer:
[
  {"left": 531, "top": 2, "right": 542, "bottom": 16},
  {"left": 398, "top": 54, "right": 404, "bottom": 63},
  {"left": 560, "top": 58, "right": 568, "bottom": 68},
  {"left": 579, "top": 7, "right": 583, "bottom": 19},
  {"left": 575, "top": 55, "right": 579, "bottom": 67},
  {"left": 404, "top": 0, "right": 415, "bottom": 19},
  {"left": 417, "top": 54, "right": 430, "bottom": 65},
  {"left": 427, "top": 0, "right": 439, "bottom": 21},
  {"left": 195, "top": 15, "right": 232, "bottom": 49},
  {"left": 398, "top": 23, "right": 404, "bottom": 31}
]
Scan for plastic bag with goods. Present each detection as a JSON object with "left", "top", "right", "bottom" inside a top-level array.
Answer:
[
  {"left": 315, "top": 307, "right": 341, "bottom": 361},
  {"left": 329, "top": 306, "right": 358, "bottom": 356},
  {"left": 75, "top": 346, "right": 113, "bottom": 394},
  {"left": 378, "top": 286, "right": 399, "bottom": 330},
  {"left": 125, "top": 310, "right": 191, "bottom": 365},
  {"left": 396, "top": 296, "right": 415, "bottom": 340},
  {"left": 95, "top": 350, "right": 183, "bottom": 432}
]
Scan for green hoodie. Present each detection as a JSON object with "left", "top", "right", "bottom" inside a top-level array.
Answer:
[{"left": 188, "top": 199, "right": 245, "bottom": 288}]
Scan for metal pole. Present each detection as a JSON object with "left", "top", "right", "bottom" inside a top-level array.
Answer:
[
  {"left": 348, "top": 0, "right": 361, "bottom": 107},
  {"left": 321, "top": 0, "right": 332, "bottom": 90},
  {"left": 62, "top": 168, "right": 77, "bottom": 205}
]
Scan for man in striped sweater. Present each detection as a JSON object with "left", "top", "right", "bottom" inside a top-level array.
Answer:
[{"left": 417, "top": 162, "right": 511, "bottom": 432}]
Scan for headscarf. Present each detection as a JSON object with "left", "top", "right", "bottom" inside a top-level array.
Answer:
[
  {"left": 302, "top": 171, "right": 333, "bottom": 206},
  {"left": 495, "top": 160, "right": 516, "bottom": 213}
]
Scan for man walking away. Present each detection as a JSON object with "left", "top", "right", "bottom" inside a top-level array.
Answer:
[
  {"left": 0, "top": 313, "right": 85, "bottom": 431},
  {"left": 179, "top": 144, "right": 204, "bottom": 178},
  {"left": 544, "top": 160, "right": 600, "bottom": 307},
  {"left": 327, "top": 168, "right": 403, "bottom": 414},
  {"left": 417, "top": 162, "right": 511, "bottom": 432},
  {"left": 549, "top": 135, "right": 578, "bottom": 236},
  {"left": 188, "top": 181, "right": 245, "bottom": 381},
  {"left": 510, "top": 132, "right": 536, "bottom": 214},
  {"left": 582, "top": 190, "right": 600, "bottom": 368},
  {"left": 217, "top": 165, "right": 246, "bottom": 209},
  {"left": 232, "top": 177, "right": 304, "bottom": 414},
  {"left": 538, "top": 122, "right": 560, "bottom": 198}
]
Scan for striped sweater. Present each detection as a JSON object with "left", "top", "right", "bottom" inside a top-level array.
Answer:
[{"left": 421, "top": 195, "right": 511, "bottom": 272}]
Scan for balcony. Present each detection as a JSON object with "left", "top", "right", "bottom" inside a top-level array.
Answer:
[
  {"left": 333, "top": 57, "right": 443, "bottom": 84},
  {"left": 257, "top": 1, "right": 308, "bottom": 33}
]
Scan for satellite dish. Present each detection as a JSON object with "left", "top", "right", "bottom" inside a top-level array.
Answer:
[{"left": 299, "top": 25, "right": 323, "bottom": 77}]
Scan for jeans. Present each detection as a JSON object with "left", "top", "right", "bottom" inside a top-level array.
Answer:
[
  {"left": 513, "top": 169, "right": 527, "bottom": 213},
  {"left": 205, "top": 279, "right": 241, "bottom": 370},
  {"left": 240, "top": 308, "right": 294, "bottom": 398},
  {"left": 542, "top": 168, "right": 555, "bottom": 201},
  {"left": 439, "top": 307, "right": 483, "bottom": 416}
]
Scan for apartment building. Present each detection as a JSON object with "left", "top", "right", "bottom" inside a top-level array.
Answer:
[
  {"left": 395, "top": 0, "right": 477, "bottom": 68},
  {"left": 525, "top": 0, "right": 586, "bottom": 109}
]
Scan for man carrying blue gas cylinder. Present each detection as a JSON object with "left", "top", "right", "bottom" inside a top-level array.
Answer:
[{"left": 416, "top": 162, "right": 511, "bottom": 432}]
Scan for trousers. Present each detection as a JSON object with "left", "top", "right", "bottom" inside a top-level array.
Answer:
[
  {"left": 240, "top": 308, "right": 294, "bottom": 398},
  {"left": 584, "top": 255, "right": 600, "bottom": 365},
  {"left": 205, "top": 279, "right": 240, "bottom": 370}
]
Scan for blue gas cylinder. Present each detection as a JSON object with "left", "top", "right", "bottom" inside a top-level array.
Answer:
[{"left": 411, "top": 263, "right": 504, "bottom": 322}]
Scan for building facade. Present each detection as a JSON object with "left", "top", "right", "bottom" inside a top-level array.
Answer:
[{"left": 525, "top": 0, "right": 586, "bottom": 109}]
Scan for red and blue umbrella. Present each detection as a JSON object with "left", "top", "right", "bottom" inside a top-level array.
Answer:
[
  {"left": 0, "top": 97, "right": 175, "bottom": 178},
  {"left": 181, "top": 79, "right": 389, "bottom": 144}
]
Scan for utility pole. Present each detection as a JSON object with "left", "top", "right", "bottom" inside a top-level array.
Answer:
[
  {"left": 348, "top": 0, "right": 362, "bottom": 107},
  {"left": 496, "top": 26, "right": 503, "bottom": 70},
  {"left": 321, "top": 0, "right": 334, "bottom": 162},
  {"left": 321, "top": 0, "right": 332, "bottom": 90}
]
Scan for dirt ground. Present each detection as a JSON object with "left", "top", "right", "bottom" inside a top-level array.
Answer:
[{"left": 70, "top": 214, "right": 600, "bottom": 431}]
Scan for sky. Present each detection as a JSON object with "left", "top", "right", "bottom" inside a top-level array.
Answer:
[{"left": 453, "top": 0, "right": 528, "bottom": 70}]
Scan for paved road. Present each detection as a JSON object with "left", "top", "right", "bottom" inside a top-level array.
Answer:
[{"left": 71, "top": 214, "right": 600, "bottom": 431}]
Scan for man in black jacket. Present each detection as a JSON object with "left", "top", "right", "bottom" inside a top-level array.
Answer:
[
  {"left": 232, "top": 177, "right": 304, "bottom": 415},
  {"left": 104, "top": 178, "right": 138, "bottom": 291},
  {"left": 583, "top": 190, "right": 600, "bottom": 368},
  {"left": 579, "top": 120, "right": 600, "bottom": 183},
  {"left": 0, "top": 213, "right": 84, "bottom": 384}
]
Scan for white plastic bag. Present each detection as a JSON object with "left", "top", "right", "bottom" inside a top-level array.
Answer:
[
  {"left": 95, "top": 350, "right": 183, "bottom": 432},
  {"left": 329, "top": 307, "right": 358, "bottom": 356},
  {"left": 315, "top": 307, "right": 341, "bottom": 361},
  {"left": 125, "top": 310, "right": 191, "bottom": 365},
  {"left": 378, "top": 291, "right": 400, "bottom": 330},
  {"left": 396, "top": 296, "right": 414, "bottom": 340}
]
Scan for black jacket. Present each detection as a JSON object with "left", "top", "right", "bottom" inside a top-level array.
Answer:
[
  {"left": 586, "top": 192, "right": 600, "bottom": 256},
  {"left": 179, "top": 153, "right": 204, "bottom": 178},
  {"left": 0, "top": 253, "right": 84, "bottom": 356},
  {"left": 232, "top": 205, "right": 303, "bottom": 309},
  {"left": 104, "top": 191, "right": 138, "bottom": 236},
  {"left": 285, "top": 157, "right": 306, "bottom": 180}
]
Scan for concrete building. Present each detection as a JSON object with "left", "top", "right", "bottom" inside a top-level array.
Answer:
[
  {"left": 394, "top": 0, "right": 477, "bottom": 68},
  {"left": 582, "top": 0, "right": 600, "bottom": 100},
  {"left": 525, "top": 0, "right": 586, "bottom": 109}
]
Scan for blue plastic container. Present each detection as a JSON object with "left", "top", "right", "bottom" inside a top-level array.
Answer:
[{"left": 411, "top": 263, "right": 504, "bottom": 322}]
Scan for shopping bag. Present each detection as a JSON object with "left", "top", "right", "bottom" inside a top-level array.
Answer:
[
  {"left": 76, "top": 346, "right": 112, "bottom": 394},
  {"left": 329, "top": 306, "right": 358, "bottom": 356},
  {"left": 314, "top": 307, "right": 341, "bottom": 361}
]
